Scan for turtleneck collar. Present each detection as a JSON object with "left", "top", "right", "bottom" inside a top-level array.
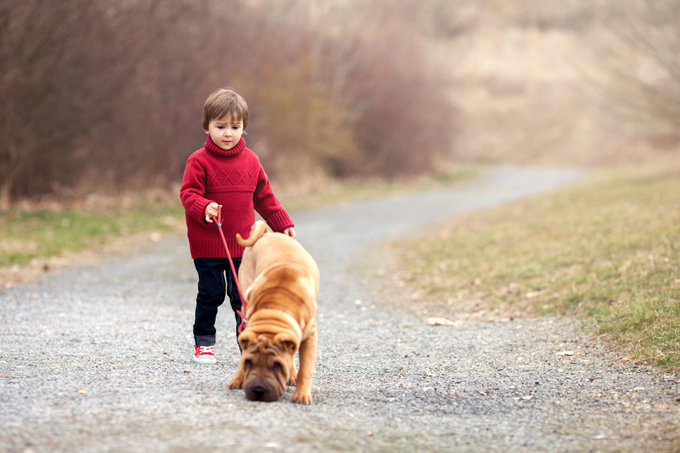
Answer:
[{"left": 204, "top": 136, "right": 246, "bottom": 157}]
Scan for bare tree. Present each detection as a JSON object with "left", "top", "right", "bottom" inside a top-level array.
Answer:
[
  {"left": 591, "top": 0, "right": 680, "bottom": 139},
  {"left": 0, "top": 0, "right": 463, "bottom": 203},
  {"left": 0, "top": 0, "right": 97, "bottom": 206}
]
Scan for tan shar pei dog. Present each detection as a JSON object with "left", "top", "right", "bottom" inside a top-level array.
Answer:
[{"left": 228, "top": 221, "right": 319, "bottom": 404}]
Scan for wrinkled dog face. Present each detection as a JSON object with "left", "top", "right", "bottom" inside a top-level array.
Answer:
[{"left": 239, "top": 334, "right": 296, "bottom": 402}]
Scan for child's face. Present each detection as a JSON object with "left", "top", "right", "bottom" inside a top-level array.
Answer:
[{"left": 204, "top": 114, "right": 244, "bottom": 151}]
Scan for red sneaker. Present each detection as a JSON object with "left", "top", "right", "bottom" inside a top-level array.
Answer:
[{"left": 193, "top": 345, "right": 216, "bottom": 364}]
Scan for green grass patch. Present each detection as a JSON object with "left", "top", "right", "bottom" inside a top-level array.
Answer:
[
  {"left": 397, "top": 164, "right": 680, "bottom": 370},
  {"left": 0, "top": 165, "right": 477, "bottom": 268},
  {"left": 0, "top": 201, "right": 184, "bottom": 267}
]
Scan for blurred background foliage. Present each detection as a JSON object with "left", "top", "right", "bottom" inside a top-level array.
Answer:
[
  {"left": 0, "top": 0, "right": 455, "bottom": 205},
  {"left": 1, "top": 0, "right": 679, "bottom": 207}
]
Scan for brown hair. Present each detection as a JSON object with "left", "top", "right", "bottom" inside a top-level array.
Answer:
[{"left": 202, "top": 88, "right": 249, "bottom": 131}]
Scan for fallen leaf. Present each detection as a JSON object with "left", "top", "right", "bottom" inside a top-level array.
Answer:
[
  {"left": 427, "top": 317, "right": 458, "bottom": 326},
  {"left": 78, "top": 390, "right": 87, "bottom": 394},
  {"left": 452, "top": 390, "right": 463, "bottom": 397},
  {"left": 149, "top": 380, "right": 156, "bottom": 383},
  {"left": 521, "top": 396, "right": 533, "bottom": 400},
  {"left": 556, "top": 351, "right": 575, "bottom": 356},
  {"left": 367, "top": 432, "right": 373, "bottom": 437},
  {"left": 348, "top": 413, "right": 356, "bottom": 418},
  {"left": 478, "top": 391, "right": 487, "bottom": 396},
  {"left": 0, "top": 374, "right": 8, "bottom": 378}
]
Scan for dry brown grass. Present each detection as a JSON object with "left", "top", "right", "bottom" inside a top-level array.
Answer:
[{"left": 422, "top": 0, "right": 679, "bottom": 167}]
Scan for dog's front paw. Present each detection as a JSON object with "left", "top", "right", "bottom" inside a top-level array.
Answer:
[
  {"left": 292, "top": 391, "right": 312, "bottom": 405},
  {"left": 287, "top": 369, "right": 297, "bottom": 387},
  {"left": 228, "top": 377, "right": 244, "bottom": 389}
]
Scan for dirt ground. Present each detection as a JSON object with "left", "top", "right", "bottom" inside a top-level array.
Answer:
[{"left": 6, "top": 168, "right": 680, "bottom": 453}]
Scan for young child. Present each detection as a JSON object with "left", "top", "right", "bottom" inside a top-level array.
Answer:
[{"left": 180, "top": 88, "right": 295, "bottom": 364}]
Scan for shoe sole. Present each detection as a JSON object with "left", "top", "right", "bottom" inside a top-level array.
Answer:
[{"left": 193, "top": 355, "right": 216, "bottom": 364}]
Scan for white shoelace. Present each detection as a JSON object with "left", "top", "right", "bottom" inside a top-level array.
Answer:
[{"left": 197, "top": 346, "right": 214, "bottom": 355}]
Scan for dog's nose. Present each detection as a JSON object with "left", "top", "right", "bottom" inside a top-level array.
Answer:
[
  {"left": 252, "top": 386, "right": 267, "bottom": 400},
  {"left": 245, "top": 382, "right": 281, "bottom": 402}
]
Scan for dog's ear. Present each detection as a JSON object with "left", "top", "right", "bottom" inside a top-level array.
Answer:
[
  {"left": 281, "top": 340, "right": 296, "bottom": 355},
  {"left": 238, "top": 330, "right": 257, "bottom": 351},
  {"left": 273, "top": 332, "right": 299, "bottom": 354}
]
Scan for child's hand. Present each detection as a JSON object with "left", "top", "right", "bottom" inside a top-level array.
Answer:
[
  {"left": 284, "top": 227, "right": 296, "bottom": 239},
  {"left": 204, "top": 203, "right": 220, "bottom": 223}
]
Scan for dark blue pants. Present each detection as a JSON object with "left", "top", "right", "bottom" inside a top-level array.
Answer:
[{"left": 193, "top": 257, "right": 242, "bottom": 347}]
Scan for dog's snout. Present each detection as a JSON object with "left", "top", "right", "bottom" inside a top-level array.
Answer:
[
  {"left": 245, "top": 381, "right": 282, "bottom": 402},
  {"left": 252, "top": 386, "right": 266, "bottom": 400}
]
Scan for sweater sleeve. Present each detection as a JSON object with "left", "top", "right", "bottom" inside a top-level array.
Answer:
[
  {"left": 179, "top": 155, "right": 213, "bottom": 224},
  {"left": 253, "top": 165, "right": 294, "bottom": 233}
]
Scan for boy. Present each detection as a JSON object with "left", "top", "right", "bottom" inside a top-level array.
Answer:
[{"left": 180, "top": 88, "right": 295, "bottom": 364}]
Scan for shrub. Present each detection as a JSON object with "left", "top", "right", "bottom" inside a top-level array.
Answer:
[{"left": 0, "top": 0, "right": 457, "bottom": 204}]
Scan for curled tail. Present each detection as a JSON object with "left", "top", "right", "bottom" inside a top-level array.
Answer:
[{"left": 236, "top": 220, "right": 269, "bottom": 247}]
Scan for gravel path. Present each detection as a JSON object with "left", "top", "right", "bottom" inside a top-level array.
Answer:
[{"left": 2, "top": 167, "right": 679, "bottom": 452}]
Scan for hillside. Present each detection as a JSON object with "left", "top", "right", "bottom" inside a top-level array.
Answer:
[{"left": 419, "top": 0, "right": 679, "bottom": 166}]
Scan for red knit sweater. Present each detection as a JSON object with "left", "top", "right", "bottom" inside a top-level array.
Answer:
[{"left": 180, "top": 136, "right": 294, "bottom": 259}]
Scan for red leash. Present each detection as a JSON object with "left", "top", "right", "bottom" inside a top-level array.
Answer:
[{"left": 214, "top": 205, "right": 247, "bottom": 334}]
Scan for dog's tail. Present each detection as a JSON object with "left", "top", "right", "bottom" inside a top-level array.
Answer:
[{"left": 236, "top": 220, "right": 269, "bottom": 247}]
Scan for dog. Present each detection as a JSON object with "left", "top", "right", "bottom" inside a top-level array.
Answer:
[{"left": 228, "top": 221, "right": 319, "bottom": 404}]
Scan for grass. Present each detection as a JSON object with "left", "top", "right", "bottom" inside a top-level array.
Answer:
[
  {"left": 0, "top": 200, "right": 184, "bottom": 267},
  {"left": 277, "top": 164, "right": 477, "bottom": 212},
  {"left": 396, "top": 163, "right": 680, "bottom": 371},
  {"left": 0, "top": 164, "right": 477, "bottom": 268}
]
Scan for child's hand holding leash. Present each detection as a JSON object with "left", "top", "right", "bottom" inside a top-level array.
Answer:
[
  {"left": 284, "top": 227, "right": 296, "bottom": 239},
  {"left": 204, "top": 203, "right": 220, "bottom": 223}
]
